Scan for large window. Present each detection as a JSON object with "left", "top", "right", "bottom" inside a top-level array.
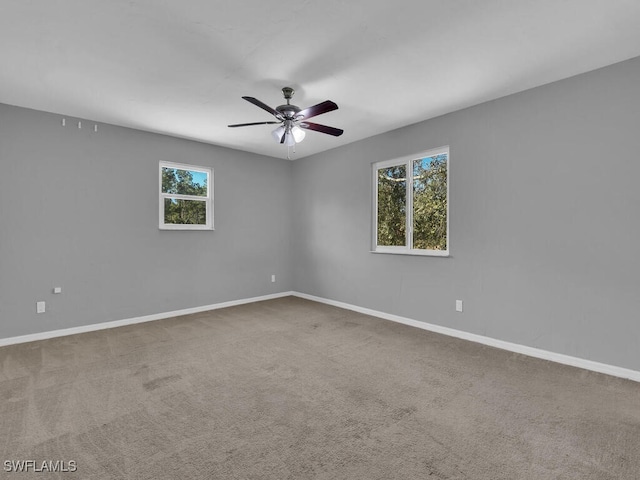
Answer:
[
  {"left": 373, "top": 146, "right": 448, "bottom": 256},
  {"left": 159, "top": 161, "right": 213, "bottom": 230}
]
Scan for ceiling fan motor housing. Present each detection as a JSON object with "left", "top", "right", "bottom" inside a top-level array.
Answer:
[
  {"left": 276, "top": 87, "right": 300, "bottom": 118},
  {"left": 276, "top": 104, "right": 301, "bottom": 119}
]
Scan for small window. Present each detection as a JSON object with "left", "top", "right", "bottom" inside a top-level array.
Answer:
[
  {"left": 373, "top": 146, "right": 448, "bottom": 256},
  {"left": 159, "top": 161, "right": 213, "bottom": 230}
]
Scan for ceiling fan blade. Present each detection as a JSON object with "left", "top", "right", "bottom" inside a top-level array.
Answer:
[
  {"left": 228, "top": 121, "right": 281, "bottom": 128},
  {"left": 296, "top": 100, "right": 338, "bottom": 120},
  {"left": 300, "top": 122, "right": 344, "bottom": 137},
  {"left": 242, "top": 96, "right": 281, "bottom": 118}
]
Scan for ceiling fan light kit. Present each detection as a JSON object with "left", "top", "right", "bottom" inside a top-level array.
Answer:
[
  {"left": 272, "top": 125, "right": 305, "bottom": 146},
  {"left": 229, "top": 87, "right": 343, "bottom": 158}
]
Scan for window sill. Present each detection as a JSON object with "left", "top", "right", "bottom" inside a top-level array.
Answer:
[
  {"left": 370, "top": 250, "right": 450, "bottom": 258},
  {"left": 159, "top": 225, "right": 214, "bottom": 231}
]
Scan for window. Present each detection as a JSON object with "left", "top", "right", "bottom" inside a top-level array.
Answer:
[
  {"left": 159, "top": 161, "right": 213, "bottom": 230},
  {"left": 373, "top": 146, "right": 448, "bottom": 256}
]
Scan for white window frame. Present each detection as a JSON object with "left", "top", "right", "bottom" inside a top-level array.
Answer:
[
  {"left": 372, "top": 146, "right": 449, "bottom": 256},
  {"left": 159, "top": 161, "right": 213, "bottom": 230}
]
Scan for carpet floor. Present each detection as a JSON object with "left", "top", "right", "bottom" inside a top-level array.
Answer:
[{"left": 1, "top": 296, "right": 639, "bottom": 479}]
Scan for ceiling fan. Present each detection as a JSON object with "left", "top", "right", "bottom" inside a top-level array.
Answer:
[{"left": 228, "top": 87, "right": 343, "bottom": 152}]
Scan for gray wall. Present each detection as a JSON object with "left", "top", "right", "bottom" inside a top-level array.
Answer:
[
  {"left": 292, "top": 56, "right": 640, "bottom": 372},
  {"left": 0, "top": 104, "right": 292, "bottom": 338},
  {"left": 3, "top": 56, "right": 639, "bottom": 372}
]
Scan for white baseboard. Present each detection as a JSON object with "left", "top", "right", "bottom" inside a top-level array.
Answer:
[
  {"left": 4, "top": 290, "right": 638, "bottom": 384},
  {"left": 0, "top": 291, "right": 294, "bottom": 348},
  {"left": 292, "top": 292, "right": 640, "bottom": 383}
]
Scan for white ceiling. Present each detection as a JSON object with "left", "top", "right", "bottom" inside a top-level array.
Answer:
[{"left": 2, "top": 1, "right": 640, "bottom": 159}]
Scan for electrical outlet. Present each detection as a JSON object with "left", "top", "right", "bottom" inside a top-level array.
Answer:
[
  {"left": 271, "top": 275, "right": 276, "bottom": 283},
  {"left": 53, "top": 287, "right": 62, "bottom": 294},
  {"left": 455, "top": 300, "right": 463, "bottom": 312},
  {"left": 36, "top": 301, "right": 46, "bottom": 313}
]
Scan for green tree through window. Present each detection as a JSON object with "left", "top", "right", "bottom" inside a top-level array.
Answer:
[
  {"left": 413, "top": 154, "right": 447, "bottom": 250},
  {"left": 377, "top": 164, "right": 407, "bottom": 246}
]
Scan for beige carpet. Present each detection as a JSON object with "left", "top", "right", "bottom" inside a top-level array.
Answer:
[{"left": 1, "top": 296, "right": 639, "bottom": 479}]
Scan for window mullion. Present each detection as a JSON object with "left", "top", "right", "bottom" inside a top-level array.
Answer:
[
  {"left": 407, "top": 160, "right": 413, "bottom": 251},
  {"left": 161, "top": 193, "right": 207, "bottom": 201}
]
